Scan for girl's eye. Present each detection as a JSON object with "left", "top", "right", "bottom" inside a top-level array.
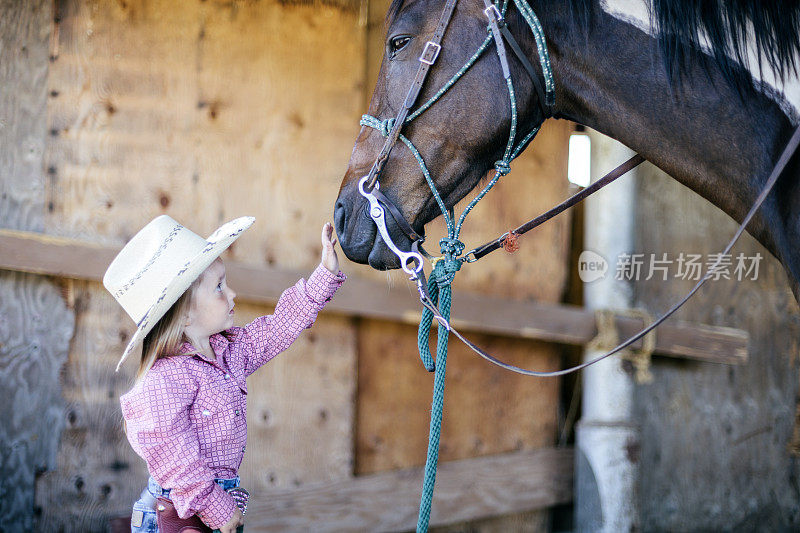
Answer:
[
  {"left": 389, "top": 35, "right": 412, "bottom": 58},
  {"left": 216, "top": 283, "right": 223, "bottom": 291}
]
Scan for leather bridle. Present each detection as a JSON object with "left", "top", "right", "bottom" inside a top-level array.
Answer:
[
  {"left": 360, "top": 0, "right": 558, "bottom": 263},
  {"left": 356, "top": 0, "right": 800, "bottom": 377}
]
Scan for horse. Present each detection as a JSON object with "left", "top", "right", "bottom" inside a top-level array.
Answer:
[{"left": 333, "top": 0, "right": 800, "bottom": 304}]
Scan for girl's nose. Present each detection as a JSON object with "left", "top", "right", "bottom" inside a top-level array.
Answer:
[{"left": 228, "top": 288, "right": 237, "bottom": 300}]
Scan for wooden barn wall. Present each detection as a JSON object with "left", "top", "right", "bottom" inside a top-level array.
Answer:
[
  {"left": 0, "top": 0, "right": 571, "bottom": 530},
  {"left": 632, "top": 165, "right": 800, "bottom": 529},
  {"left": 0, "top": 1, "right": 76, "bottom": 531},
  {"left": 35, "top": 0, "right": 364, "bottom": 530}
]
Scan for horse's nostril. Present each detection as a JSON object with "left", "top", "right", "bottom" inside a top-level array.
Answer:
[{"left": 334, "top": 200, "right": 347, "bottom": 243}]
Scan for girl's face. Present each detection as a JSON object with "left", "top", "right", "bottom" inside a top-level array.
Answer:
[{"left": 185, "top": 258, "right": 237, "bottom": 342}]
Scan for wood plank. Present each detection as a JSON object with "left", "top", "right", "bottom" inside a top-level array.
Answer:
[
  {"left": 247, "top": 447, "right": 574, "bottom": 531},
  {"left": 355, "top": 319, "right": 560, "bottom": 475},
  {"left": 448, "top": 290, "right": 749, "bottom": 365},
  {"left": 234, "top": 303, "right": 357, "bottom": 493},
  {"left": 630, "top": 155, "right": 800, "bottom": 530},
  {"left": 0, "top": 2, "right": 74, "bottom": 532},
  {"left": 0, "top": 1, "right": 51, "bottom": 235},
  {"left": 0, "top": 228, "right": 749, "bottom": 363},
  {"left": 0, "top": 272, "right": 74, "bottom": 531},
  {"left": 42, "top": 0, "right": 365, "bottom": 274},
  {"left": 0, "top": 228, "right": 118, "bottom": 279},
  {"left": 34, "top": 281, "right": 149, "bottom": 532}
]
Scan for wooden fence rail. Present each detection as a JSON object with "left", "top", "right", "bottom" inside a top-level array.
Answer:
[
  {"left": 0, "top": 228, "right": 748, "bottom": 364},
  {"left": 247, "top": 447, "right": 574, "bottom": 531}
]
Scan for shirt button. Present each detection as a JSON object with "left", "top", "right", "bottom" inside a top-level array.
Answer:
[
  {"left": 241, "top": 446, "right": 246, "bottom": 453},
  {"left": 224, "top": 374, "right": 230, "bottom": 380},
  {"left": 235, "top": 410, "right": 240, "bottom": 416}
]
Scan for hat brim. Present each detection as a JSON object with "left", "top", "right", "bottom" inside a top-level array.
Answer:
[{"left": 115, "top": 216, "right": 255, "bottom": 371}]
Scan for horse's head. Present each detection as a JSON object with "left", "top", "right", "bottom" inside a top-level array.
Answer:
[{"left": 334, "top": 0, "right": 549, "bottom": 270}]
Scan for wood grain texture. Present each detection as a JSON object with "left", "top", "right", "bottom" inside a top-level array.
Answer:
[
  {"left": 247, "top": 447, "right": 573, "bottom": 531},
  {"left": 0, "top": 1, "right": 76, "bottom": 531},
  {"left": 631, "top": 163, "right": 800, "bottom": 530},
  {"left": 34, "top": 282, "right": 148, "bottom": 531},
  {"left": 235, "top": 302, "right": 358, "bottom": 492},
  {"left": 431, "top": 509, "right": 549, "bottom": 533},
  {"left": 0, "top": 0, "right": 51, "bottom": 234},
  {"left": 281, "top": 0, "right": 362, "bottom": 12},
  {"left": 365, "top": 0, "right": 391, "bottom": 109},
  {"left": 356, "top": 319, "right": 561, "bottom": 475},
  {"left": 0, "top": 272, "right": 74, "bottom": 531},
  {"left": 44, "top": 0, "right": 366, "bottom": 266}
]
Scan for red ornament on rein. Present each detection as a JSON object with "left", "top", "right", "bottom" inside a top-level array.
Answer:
[{"left": 503, "top": 230, "right": 520, "bottom": 253}]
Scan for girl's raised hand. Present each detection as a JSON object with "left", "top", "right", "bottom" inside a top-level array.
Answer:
[{"left": 321, "top": 222, "right": 340, "bottom": 274}]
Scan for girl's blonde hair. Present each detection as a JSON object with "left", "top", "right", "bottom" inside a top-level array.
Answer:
[{"left": 135, "top": 278, "right": 201, "bottom": 383}]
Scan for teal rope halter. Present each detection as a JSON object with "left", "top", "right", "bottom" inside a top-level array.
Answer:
[{"left": 359, "top": 1, "right": 555, "bottom": 530}]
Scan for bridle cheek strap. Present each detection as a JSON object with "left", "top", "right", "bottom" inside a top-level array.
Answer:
[
  {"left": 371, "top": 186, "right": 424, "bottom": 243},
  {"left": 364, "top": 0, "right": 460, "bottom": 192},
  {"left": 484, "top": 0, "right": 551, "bottom": 120}
]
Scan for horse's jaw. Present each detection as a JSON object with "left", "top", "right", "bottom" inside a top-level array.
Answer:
[{"left": 367, "top": 237, "right": 403, "bottom": 271}]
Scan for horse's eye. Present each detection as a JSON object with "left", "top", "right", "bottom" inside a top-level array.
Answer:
[{"left": 389, "top": 35, "right": 412, "bottom": 58}]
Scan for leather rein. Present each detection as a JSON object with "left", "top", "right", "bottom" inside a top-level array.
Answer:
[{"left": 358, "top": 0, "right": 800, "bottom": 377}]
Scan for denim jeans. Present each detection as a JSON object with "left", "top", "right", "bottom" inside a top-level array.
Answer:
[{"left": 130, "top": 476, "right": 241, "bottom": 533}]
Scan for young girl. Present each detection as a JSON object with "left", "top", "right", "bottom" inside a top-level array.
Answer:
[{"left": 104, "top": 215, "right": 345, "bottom": 533}]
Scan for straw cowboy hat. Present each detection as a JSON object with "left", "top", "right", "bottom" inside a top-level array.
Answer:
[{"left": 104, "top": 215, "right": 255, "bottom": 371}]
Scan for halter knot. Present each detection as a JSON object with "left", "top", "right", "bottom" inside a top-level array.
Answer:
[
  {"left": 380, "top": 118, "right": 396, "bottom": 137},
  {"left": 359, "top": 115, "right": 396, "bottom": 138},
  {"left": 494, "top": 160, "right": 511, "bottom": 176},
  {"left": 439, "top": 237, "right": 465, "bottom": 258},
  {"left": 431, "top": 256, "right": 461, "bottom": 288}
]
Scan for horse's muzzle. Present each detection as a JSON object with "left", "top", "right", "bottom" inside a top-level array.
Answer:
[
  {"left": 334, "top": 183, "right": 407, "bottom": 270},
  {"left": 334, "top": 185, "right": 376, "bottom": 264}
]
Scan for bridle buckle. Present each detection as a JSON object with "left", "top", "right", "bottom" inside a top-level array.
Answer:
[
  {"left": 483, "top": 3, "right": 503, "bottom": 24},
  {"left": 419, "top": 41, "right": 442, "bottom": 65}
]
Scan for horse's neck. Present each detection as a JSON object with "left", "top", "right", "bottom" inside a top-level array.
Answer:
[{"left": 529, "top": 0, "right": 795, "bottom": 259}]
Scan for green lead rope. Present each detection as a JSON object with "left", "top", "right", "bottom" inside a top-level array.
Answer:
[{"left": 416, "top": 248, "right": 461, "bottom": 532}]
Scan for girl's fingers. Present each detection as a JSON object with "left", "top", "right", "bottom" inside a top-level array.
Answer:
[
  {"left": 323, "top": 223, "right": 337, "bottom": 246},
  {"left": 322, "top": 223, "right": 333, "bottom": 242}
]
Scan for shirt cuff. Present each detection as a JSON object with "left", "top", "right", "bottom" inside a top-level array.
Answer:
[
  {"left": 197, "top": 484, "right": 238, "bottom": 529},
  {"left": 307, "top": 263, "right": 346, "bottom": 305}
]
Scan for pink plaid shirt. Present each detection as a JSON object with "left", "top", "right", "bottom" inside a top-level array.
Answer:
[{"left": 120, "top": 264, "right": 345, "bottom": 528}]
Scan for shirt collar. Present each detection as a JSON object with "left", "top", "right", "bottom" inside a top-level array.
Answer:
[
  {"left": 209, "top": 332, "right": 231, "bottom": 354},
  {"left": 179, "top": 335, "right": 228, "bottom": 365},
  {"left": 179, "top": 331, "right": 231, "bottom": 367}
]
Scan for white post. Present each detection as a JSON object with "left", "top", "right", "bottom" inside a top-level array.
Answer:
[{"left": 575, "top": 131, "right": 640, "bottom": 532}]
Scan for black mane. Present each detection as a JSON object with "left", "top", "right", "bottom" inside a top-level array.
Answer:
[
  {"left": 645, "top": 0, "right": 800, "bottom": 88},
  {"left": 387, "top": 0, "right": 800, "bottom": 91}
]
